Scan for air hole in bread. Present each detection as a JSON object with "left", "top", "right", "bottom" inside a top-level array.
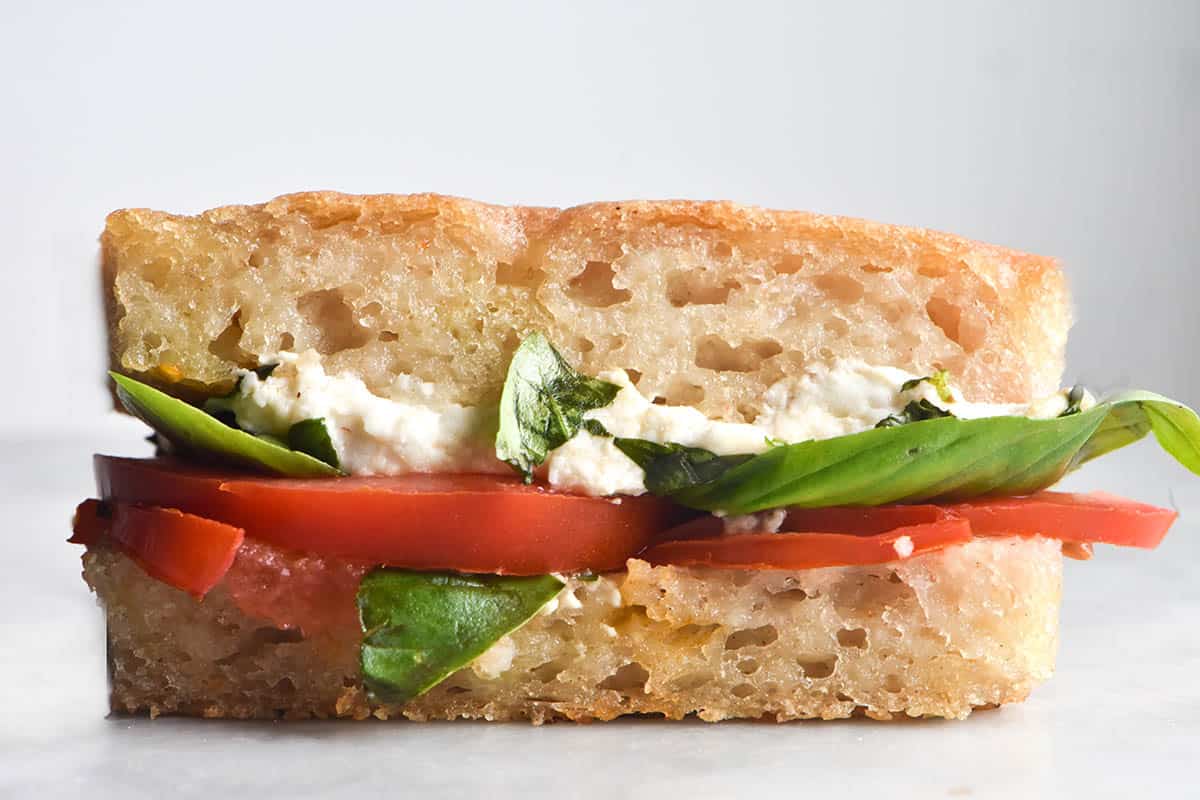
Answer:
[
  {"left": 695, "top": 336, "right": 783, "bottom": 373},
  {"left": 625, "top": 368, "right": 643, "bottom": 385},
  {"left": 665, "top": 270, "right": 741, "bottom": 307},
  {"left": 378, "top": 331, "right": 399, "bottom": 343},
  {"left": 713, "top": 241, "right": 733, "bottom": 258},
  {"left": 297, "top": 289, "right": 371, "bottom": 355},
  {"left": 495, "top": 260, "right": 544, "bottom": 289},
  {"left": 444, "top": 685, "right": 471, "bottom": 695},
  {"left": 836, "top": 628, "right": 868, "bottom": 649},
  {"left": 917, "top": 256, "right": 951, "bottom": 278},
  {"left": 278, "top": 332, "right": 295, "bottom": 351},
  {"left": 672, "top": 623, "right": 720, "bottom": 645},
  {"left": 139, "top": 258, "right": 172, "bottom": 289},
  {"left": 926, "top": 296, "right": 986, "bottom": 352},
  {"left": 737, "top": 658, "right": 761, "bottom": 675},
  {"left": 566, "top": 261, "right": 631, "bottom": 307},
  {"left": 598, "top": 662, "right": 649, "bottom": 692},
  {"left": 731, "top": 683, "right": 756, "bottom": 699},
  {"left": 360, "top": 301, "right": 383, "bottom": 321},
  {"left": 576, "top": 337, "right": 595, "bottom": 353},
  {"left": 208, "top": 310, "right": 255, "bottom": 366},
  {"left": 813, "top": 273, "right": 865, "bottom": 303},
  {"left": 797, "top": 657, "right": 837, "bottom": 679},
  {"left": 300, "top": 203, "right": 361, "bottom": 230},
  {"left": 142, "top": 332, "right": 163, "bottom": 351},
  {"left": 670, "top": 672, "right": 713, "bottom": 692},
  {"left": 247, "top": 250, "right": 264, "bottom": 269},
  {"left": 662, "top": 380, "right": 705, "bottom": 406},
  {"left": 532, "top": 660, "right": 568, "bottom": 683},
  {"left": 860, "top": 262, "right": 891, "bottom": 274},
  {"left": 737, "top": 404, "right": 761, "bottom": 424},
  {"left": 773, "top": 253, "right": 806, "bottom": 274},
  {"left": 771, "top": 588, "right": 810, "bottom": 602},
  {"left": 883, "top": 674, "right": 904, "bottom": 693},
  {"left": 725, "top": 625, "right": 779, "bottom": 650}
]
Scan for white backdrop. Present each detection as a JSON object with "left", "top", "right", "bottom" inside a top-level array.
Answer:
[{"left": 3, "top": 0, "right": 1197, "bottom": 436}]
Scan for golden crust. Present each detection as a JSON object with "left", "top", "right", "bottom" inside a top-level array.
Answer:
[{"left": 102, "top": 191, "right": 1070, "bottom": 415}]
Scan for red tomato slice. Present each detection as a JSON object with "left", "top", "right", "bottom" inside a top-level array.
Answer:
[
  {"left": 94, "top": 456, "right": 686, "bottom": 574},
  {"left": 644, "top": 515, "right": 973, "bottom": 570},
  {"left": 943, "top": 491, "right": 1178, "bottom": 549},
  {"left": 71, "top": 499, "right": 243, "bottom": 598}
]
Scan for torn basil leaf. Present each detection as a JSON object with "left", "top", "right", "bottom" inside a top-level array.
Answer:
[
  {"left": 874, "top": 399, "right": 954, "bottom": 428},
  {"left": 613, "top": 438, "right": 753, "bottom": 495},
  {"left": 614, "top": 392, "right": 1200, "bottom": 514},
  {"left": 495, "top": 332, "right": 620, "bottom": 481},
  {"left": 287, "top": 418, "right": 340, "bottom": 469},
  {"left": 111, "top": 372, "right": 343, "bottom": 478},
  {"left": 357, "top": 570, "right": 564, "bottom": 703}
]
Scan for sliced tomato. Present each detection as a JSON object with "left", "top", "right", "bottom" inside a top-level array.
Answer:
[
  {"left": 223, "top": 540, "right": 369, "bottom": 636},
  {"left": 71, "top": 499, "right": 244, "bottom": 598},
  {"left": 644, "top": 514, "right": 972, "bottom": 570},
  {"left": 94, "top": 456, "right": 687, "bottom": 574},
  {"left": 943, "top": 491, "right": 1177, "bottom": 549}
]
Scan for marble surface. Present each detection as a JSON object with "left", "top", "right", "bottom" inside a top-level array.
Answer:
[{"left": 3, "top": 424, "right": 1197, "bottom": 799}]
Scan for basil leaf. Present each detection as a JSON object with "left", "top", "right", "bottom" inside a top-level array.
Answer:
[
  {"left": 613, "top": 438, "right": 754, "bottom": 495},
  {"left": 614, "top": 392, "right": 1200, "bottom": 514},
  {"left": 286, "top": 418, "right": 340, "bottom": 468},
  {"left": 582, "top": 419, "right": 612, "bottom": 437},
  {"left": 495, "top": 332, "right": 620, "bottom": 481},
  {"left": 110, "top": 372, "right": 343, "bottom": 478},
  {"left": 874, "top": 399, "right": 953, "bottom": 428},
  {"left": 357, "top": 570, "right": 563, "bottom": 703}
]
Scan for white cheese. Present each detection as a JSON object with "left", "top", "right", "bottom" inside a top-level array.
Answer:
[
  {"left": 721, "top": 508, "right": 789, "bottom": 535},
  {"left": 469, "top": 635, "right": 515, "bottom": 680},
  {"left": 223, "top": 350, "right": 1085, "bottom": 499},
  {"left": 225, "top": 350, "right": 505, "bottom": 477}
]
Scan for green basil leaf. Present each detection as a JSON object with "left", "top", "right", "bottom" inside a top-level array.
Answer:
[
  {"left": 110, "top": 372, "right": 343, "bottom": 478},
  {"left": 1070, "top": 390, "right": 1200, "bottom": 472},
  {"left": 357, "top": 570, "right": 564, "bottom": 703},
  {"left": 286, "top": 418, "right": 340, "bottom": 468},
  {"left": 495, "top": 332, "right": 620, "bottom": 481},
  {"left": 615, "top": 392, "right": 1200, "bottom": 514},
  {"left": 874, "top": 398, "right": 953, "bottom": 428},
  {"left": 582, "top": 418, "right": 612, "bottom": 437},
  {"left": 613, "top": 438, "right": 754, "bottom": 495}
]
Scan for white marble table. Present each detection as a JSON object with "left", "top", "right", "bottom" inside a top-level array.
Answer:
[{"left": 3, "top": 425, "right": 1196, "bottom": 799}]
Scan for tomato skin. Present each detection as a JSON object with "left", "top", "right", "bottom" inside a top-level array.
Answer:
[
  {"left": 95, "top": 456, "right": 687, "bottom": 575},
  {"left": 943, "top": 492, "right": 1177, "bottom": 549},
  {"left": 646, "top": 492, "right": 1178, "bottom": 569},
  {"left": 71, "top": 499, "right": 243, "bottom": 598},
  {"left": 643, "top": 517, "right": 972, "bottom": 570}
]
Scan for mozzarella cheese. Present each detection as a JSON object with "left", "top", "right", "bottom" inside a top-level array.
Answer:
[{"left": 224, "top": 350, "right": 1085, "bottom": 498}]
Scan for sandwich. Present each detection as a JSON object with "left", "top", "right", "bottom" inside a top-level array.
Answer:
[{"left": 72, "top": 192, "right": 1200, "bottom": 722}]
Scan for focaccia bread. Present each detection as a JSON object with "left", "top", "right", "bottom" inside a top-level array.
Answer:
[
  {"left": 85, "top": 536, "right": 1061, "bottom": 722},
  {"left": 103, "top": 192, "right": 1069, "bottom": 418}
]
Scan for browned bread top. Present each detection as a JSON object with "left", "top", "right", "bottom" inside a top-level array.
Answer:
[{"left": 103, "top": 192, "right": 1069, "bottom": 419}]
